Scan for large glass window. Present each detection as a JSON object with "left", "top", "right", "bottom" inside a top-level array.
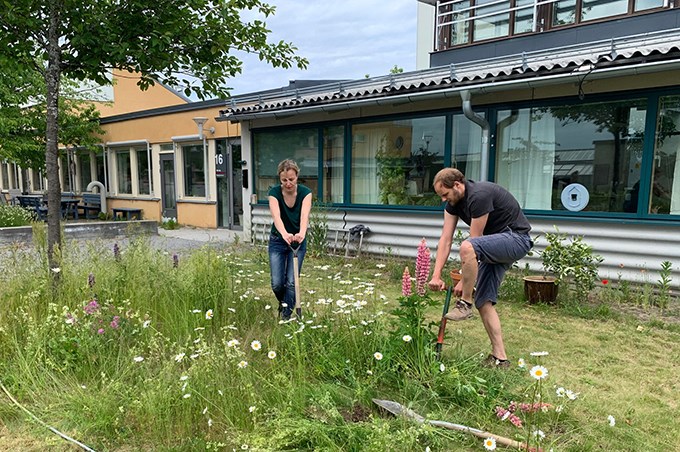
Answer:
[
  {"left": 1, "top": 162, "right": 9, "bottom": 189},
  {"left": 634, "top": 0, "right": 664, "bottom": 10},
  {"left": 322, "top": 126, "right": 344, "bottom": 203},
  {"left": 79, "top": 152, "right": 92, "bottom": 191},
  {"left": 452, "top": 113, "right": 485, "bottom": 180},
  {"left": 513, "top": 0, "right": 535, "bottom": 34},
  {"left": 136, "top": 147, "right": 151, "bottom": 195},
  {"left": 473, "top": 0, "right": 510, "bottom": 41},
  {"left": 351, "top": 117, "right": 445, "bottom": 206},
  {"left": 96, "top": 152, "right": 107, "bottom": 191},
  {"left": 581, "top": 0, "right": 628, "bottom": 21},
  {"left": 496, "top": 99, "right": 647, "bottom": 213},
  {"left": 450, "top": 0, "right": 471, "bottom": 45},
  {"left": 253, "top": 128, "right": 319, "bottom": 200},
  {"left": 116, "top": 150, "right": 132, "bottom": 194},
  {"left": 650, "top": 96, "right": 680, "bottom": 215},
  {"left": 182, "top": 143, "right": 205, "bottom": 197}
]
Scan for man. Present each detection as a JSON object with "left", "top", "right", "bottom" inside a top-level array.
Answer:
[{"left": 428, "top": 168, "right": 532, "bottom": 368}]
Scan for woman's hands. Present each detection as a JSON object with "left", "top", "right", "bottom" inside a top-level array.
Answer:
[{"left": 283, "top": 232, "right": 305, "bottom": 244}]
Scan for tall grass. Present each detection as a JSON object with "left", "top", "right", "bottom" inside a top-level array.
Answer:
[{"left": 1, "top": 237, "right": 676, "bottom": 451}]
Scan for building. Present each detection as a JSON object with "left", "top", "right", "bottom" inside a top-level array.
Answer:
[{"left": 219, "top": 0, "right": 680, "bottom": 285}]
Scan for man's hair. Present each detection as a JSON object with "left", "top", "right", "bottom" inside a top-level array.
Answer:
[
  {"left": 433, "top": 168, "right": 466, "bottom": 188},
  {"left": 277, "top": 159, "right": 300, "bottom": 175}
]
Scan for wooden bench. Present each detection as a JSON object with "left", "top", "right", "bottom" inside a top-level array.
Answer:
[
  {"left": 17, "top": 195, "right": 47, "bottom": 221},
  {"left": 112, "top": 207, "right": 143, "bottom": 221},
  {"left": 78, "top": 193, "right": 103, "bottom": 219}
]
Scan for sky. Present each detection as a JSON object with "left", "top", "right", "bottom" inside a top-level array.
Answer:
[{"left": 226, "top": 0, "right": 419, "bottom": 96}]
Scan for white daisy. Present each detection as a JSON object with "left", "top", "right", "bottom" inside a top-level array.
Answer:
[
  {"left": 237, "top": 360, "right": 248, "bottom": 369},
  {"left": 529, "top": 365, "right": 548, "bottom": 380},
  {"left": 402, "top": 335, "right": 412, "bottom": 342},
  {"left": 133, "top": 356, "right": 144, "bottom": 362},
  {"left": 607, "top": 415, "right": 616, "bottom": 426},
  {"left": 205, "top": 309, "right": 214, "bottom": 320},
  {"left": 267, "top": 350, "right": 277, "bottom": 359},
  {"left": 483, "top": 437, "right": 496, "bottom": 450},
  {"left": 374, "top": 352, "right": 383, "bottom": 361}
]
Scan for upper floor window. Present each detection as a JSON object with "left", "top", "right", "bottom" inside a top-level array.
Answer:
[{"left": 436, "top": 0, "right": 671, "bottom": 49}]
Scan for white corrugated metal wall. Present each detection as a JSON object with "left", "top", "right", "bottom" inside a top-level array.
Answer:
[{"left": 249, "top": 205, "right": 680, "bottom": 289}]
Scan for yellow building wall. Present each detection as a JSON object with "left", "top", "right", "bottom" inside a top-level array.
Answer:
[
  {"left": 177, "top": 202, "right": 218, "bottom": 228},
  {"left": 108, "top": 199, "right": 161, "bottom": 222},
  {"left": 93, "top": 69, "right": 189, "bottom": 117},
  {"left": 100, "top": 104, "right": 241, "bottom": 229},
  {"left": 100, "top": 109, "right": 240, "bottom": 144}
]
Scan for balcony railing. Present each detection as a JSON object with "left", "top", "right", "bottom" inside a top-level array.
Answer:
[{"left": 435, "top": 0, "right": 672, "bottom": 50}]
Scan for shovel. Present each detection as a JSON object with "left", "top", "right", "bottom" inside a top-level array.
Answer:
[
  {"left": 372, "top": 398, "right": 540, "bottom": 451},
  {"left": 435, "top": 285, "right": 453, "bottom": 360},
  {"left": 289, "top": 241, "right": 302, "bottom": 319}
]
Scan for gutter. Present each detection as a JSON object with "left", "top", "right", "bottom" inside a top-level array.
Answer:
[
  {"left": 460, "top": 90, "right": 490, "bottom": 181},
  {"left": 221, "top": 59, "right": 680, "bottom": 122}
]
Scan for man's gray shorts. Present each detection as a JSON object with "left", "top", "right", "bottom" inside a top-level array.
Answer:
[{"left": 467, "top": 228, "right": 532, "bottom": 309}]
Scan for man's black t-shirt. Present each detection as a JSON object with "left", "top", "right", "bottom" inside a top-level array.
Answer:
[{"left": 445, "top": 180, "right": 531, "bottom": 235}]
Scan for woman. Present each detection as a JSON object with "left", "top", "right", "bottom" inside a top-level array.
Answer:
[{"left": 268, "top": 159, "right": 312, "bottom": 320}]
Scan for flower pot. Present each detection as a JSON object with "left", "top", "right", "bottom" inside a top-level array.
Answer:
[{"left": 523, "top": 275, "right": 558, "bottom": 304}]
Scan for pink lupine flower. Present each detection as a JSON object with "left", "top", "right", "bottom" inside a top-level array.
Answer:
[
  {"left": 495, "top": 406, "right": 523, "bottom": 428},
  {"left": 402, "top": 267, "right": 412, "bottom": 296},
  {"left": 415, "top": 238, "right": 431, "bottom": 296},
  {"left": 110, "top": 315, "right": 120, "bottom": 329}
]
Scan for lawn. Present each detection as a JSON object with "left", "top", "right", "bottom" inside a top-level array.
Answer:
[{"left": 0, "top": 235, "right": 678, "bottom": 451}]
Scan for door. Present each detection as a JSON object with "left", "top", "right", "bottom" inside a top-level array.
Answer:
[
  {"left": 216, "top": 139, "right": 244, "bottom": 229},
  {"left": 160, "top": 153, "right": 177, "bottom": 219}
]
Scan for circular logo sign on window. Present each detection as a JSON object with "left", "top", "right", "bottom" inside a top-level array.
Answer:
[{"left": 560, "top": 183, "right": 589, "bottom": 211}]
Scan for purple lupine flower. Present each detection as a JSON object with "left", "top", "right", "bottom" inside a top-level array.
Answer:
[
  {"left": 83, "top": 299, "right": 100, "bottom": 315},
  {"left": 402, "top": 267, "right": 412, "bottom": 296},
  {"left": 88, "top": 272, "right": 95, "bottom": 288},
  {"left": 110, "top": 315, "right": 120, "bottom": 329},
  {"left": 172, "top": 253, "right": 179, "bottom": 268},
  {"left": 415, "top": 238, "right": 431, "bottom": 296},
  {"left": 113, "top": 243, "right": 120, "bottom": 261}
]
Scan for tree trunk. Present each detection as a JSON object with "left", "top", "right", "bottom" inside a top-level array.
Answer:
[{"left": 45, "top": 1, "right": 64, "bottom": 274}]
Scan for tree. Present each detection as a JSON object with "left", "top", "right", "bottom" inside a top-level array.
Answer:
[
  {"left": 0, "top": 0, "right": 308, "bottom": 273},
  {"left": 0, "top": 71, "right": 103, "bottom": 170}
]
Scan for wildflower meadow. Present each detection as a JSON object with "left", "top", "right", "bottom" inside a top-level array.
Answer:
[{"left": 0, "top": 234, "right": 678, "bottom": 451}]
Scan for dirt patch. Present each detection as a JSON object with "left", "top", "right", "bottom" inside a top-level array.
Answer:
[{"left": 339, "top": 404, "right": 372, "bottom": 423}]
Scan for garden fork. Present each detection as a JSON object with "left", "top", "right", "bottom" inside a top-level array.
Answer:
[{"left": 289, "top": 241, "right": 302, "bottom": 319}]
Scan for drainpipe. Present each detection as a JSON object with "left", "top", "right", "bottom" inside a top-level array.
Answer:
[
  {"left": 460, "top": 90, "right": 490, "bottom": 181},
  {"left": 86, "top": 181, "right": 107, "bottom": 215}
]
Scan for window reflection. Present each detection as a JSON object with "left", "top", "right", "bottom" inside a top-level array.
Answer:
[
  {"left": 496, "top": 100, "right": 647, "bottom": 213},
  {"left": 350, "top": 117, "right": 445, "bottom": 206},
  {"left": 651, "top": 96, "right": 680, "bottom": 215},
  {"left": 323, "top": 126, "right": 344, "bottom": 204},
  {"left": 253, "top": 128, "right": 318, "bottom": 200}
]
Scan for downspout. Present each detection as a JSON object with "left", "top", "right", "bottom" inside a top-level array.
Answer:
[{"left": 460, "top": 90, "right": 490, "bottom": 181}]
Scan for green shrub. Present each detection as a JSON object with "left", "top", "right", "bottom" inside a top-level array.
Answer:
[{"left": 0, "top": 204, "right": 34, "bottom": 227}]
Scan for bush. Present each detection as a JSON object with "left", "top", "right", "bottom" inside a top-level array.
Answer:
[
  {"left": 541, "top": 228, "right": 603, "bottom": 302},
  {"left": 0, "top": 204, "right": 34, "bottom": 227}
]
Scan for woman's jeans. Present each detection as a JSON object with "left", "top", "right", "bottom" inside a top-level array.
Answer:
[{"left": 268, "top": 234, "right": 307, "bottom": 319}]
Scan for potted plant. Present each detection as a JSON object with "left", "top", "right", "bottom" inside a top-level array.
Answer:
[
  {"left": 524, "top": 228, "right": 603, "bottom": 304},
  {"left": 376, "top": 135, "right": 408, "bottom": 204}
]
